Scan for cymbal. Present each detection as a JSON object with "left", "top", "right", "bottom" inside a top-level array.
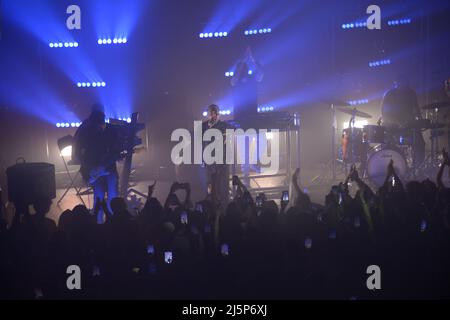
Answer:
[
  {"left": 421, "top": 101, "right": 450, "bottom": 110},
  {"left": 321, "top": 99, "right": 351, "bottom": 107},
  {"left": 336, "top": 107, "right": 373, "bottom": 119}
]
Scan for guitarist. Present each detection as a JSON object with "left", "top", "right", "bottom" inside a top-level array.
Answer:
[{"left": 73, "top": 105, "right": 120, "bottom": 224}]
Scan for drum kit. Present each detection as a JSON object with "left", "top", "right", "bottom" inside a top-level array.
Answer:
[{"left": 315, "top": 99, "right": 450, "bottom": 187}]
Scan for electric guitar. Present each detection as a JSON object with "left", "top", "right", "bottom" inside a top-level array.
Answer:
[{"left": 82, "top": 152, "right": 126, "bottom": 185}]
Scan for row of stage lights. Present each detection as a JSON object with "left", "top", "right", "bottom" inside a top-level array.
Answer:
[
  {"left": 199, "top": 28, "right": 272, "bottom": 39},
  {"left": 56, "top": 122, "right": 81, "bottom": 128},
  {"left": 49, "top": 42, "right": 79, "bottom": 48},
  {"left": 342, "top": 18, "right": 411, "bottom": 29},
  {"left": 202, "top": 110, "right": 232, "bottom": 116},
  {"left": 258, "top": 106, "right": 274, "bottom": 112},
  {"left": 76, "top": 81, "right": 107, "bottom": 87},
  {"left": 224, "top": 70, "right": 253, "bottom": 77},
  {"left": 348, "top": 99, "right": 369, "bottom": 106},
  {"left": 369, "top": 59, "right": 391, "bottom": 67},
  {"left": 97, "top": 37, "right": 128, "bottom": 45},
  {"left": 244, "top": 28, "right": 272, "bottom": 35},
  {"left": 201, "top": 106, "right": 274, "bottom": 117},
  {"left": 49, "top": 38, "right": 128, "bottom": 48},
  {"left": 341, "top": 22, "right": 367, "bottom": 29},
  {"left": 199, "top": 32, "right": 228, "bottom": 38},
  {"left": 55, "top": 117, "right": 132, "bottom": 128},
  {"left": 387, "top": 19, "right": 412, "bottom": 26}
]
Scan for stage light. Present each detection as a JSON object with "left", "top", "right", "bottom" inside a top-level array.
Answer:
[
  {"left": 117, "top": 38, "right": 123, "bottom": 43},
  {"left": 98, "top": 39, "right": 102, "bottom": 44},
  {"left": 245, "top": 28, "right": 271, "bottom": 36},
  {"left": 388, "top": 18, "right": 411, "bottom": 26},
  {"left": 50, "top": 42, "right": 79, "bottom": 48},
  {"left": 122, "top": 38, "right": 127, "bottom": 43},
  {"left": 202, "top": 111, "right": 207, "bottom": 117},
  {"left": 258, "top": 106, "right": 274, "bottom": 112},
  {"left": 341, "top": 21, "right": 367, "bottom": 30},
  {"left": 200, "top": 32, "right": 228, "bottom": 39},
  {"left": 348, "top": 99, "right": 369, "bottom": 106},
  {"left": 113, "top": 38, "right": 118, "bottom": 44},
  {"left": 56, "top": 123, "right": 61, "bottom": 127},
  {"left": 77, "top": 81, "right": 106, "bottom": 88},
  {"left": 126, "top": 117, "right": 132, "bottom": 123},
  {"left": 248, "top": 70, "right": 253, "bottom": 75},
  {"left": 70, "top": 123, "right": 75, "bottom": 127},
  {"left": 60, "top": 145, "right": 72, "bottom": 157},
  {"left": 76, "top": 122, "right": 81, "bottom": 127},
  {"left": 107, "top": 39, "right": 112, "bottom": 44},
  {"left": 369, "top": 59, "right": 391, "bottom": 67}
]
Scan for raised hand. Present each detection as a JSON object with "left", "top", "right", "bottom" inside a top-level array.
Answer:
[
  {"left": 349, "top": 164, "right": 359, "bottom": 181},
  {"left": 442, "top": 148, "right": 450, "bottom": 166},
  {"left": 148, "top": 180, "right": 157, "bottom": 198},
  {"left": 93, "top": 197, "right": 102, "bottom": 214},
  {"left": 232, "top": 175, "right": 240, "bottom": 187},
  {"left": 387, "top": 159, "right": 395, "bottom": 177},
  {"left": 292, "top": 168, "right": 300, "bottom": 183}
]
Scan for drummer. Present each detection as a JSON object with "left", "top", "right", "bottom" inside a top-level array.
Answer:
[{"left": 381, "top": 74, "right": 425, "bottom": 167}]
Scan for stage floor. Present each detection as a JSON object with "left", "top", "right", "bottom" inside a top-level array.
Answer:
[
  {"left": 43, "top": 167, "right": 335, "bottom": 225},
  {"left": 20, "top": 162, "right": 446, "bottom": 225}
]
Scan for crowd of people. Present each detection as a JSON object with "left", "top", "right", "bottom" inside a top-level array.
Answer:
[{"left": 1, "top": 151, "right": 450, "bottom": 300}]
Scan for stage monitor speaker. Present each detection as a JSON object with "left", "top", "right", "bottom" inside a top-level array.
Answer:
[{"left": 6, "top": 162, "right": 56, "bottom": 204}]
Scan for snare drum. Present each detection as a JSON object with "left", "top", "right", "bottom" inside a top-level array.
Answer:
[
  {"left": 367, "top": 146, "right": 407, "bottom": 187},
  {"left": 363, "top": 125, "right": 386, "bottom": 144}
]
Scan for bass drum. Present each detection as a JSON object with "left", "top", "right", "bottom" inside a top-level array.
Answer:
[{"left": 367, "top": 147, "right": 407, "bottom": 187}]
